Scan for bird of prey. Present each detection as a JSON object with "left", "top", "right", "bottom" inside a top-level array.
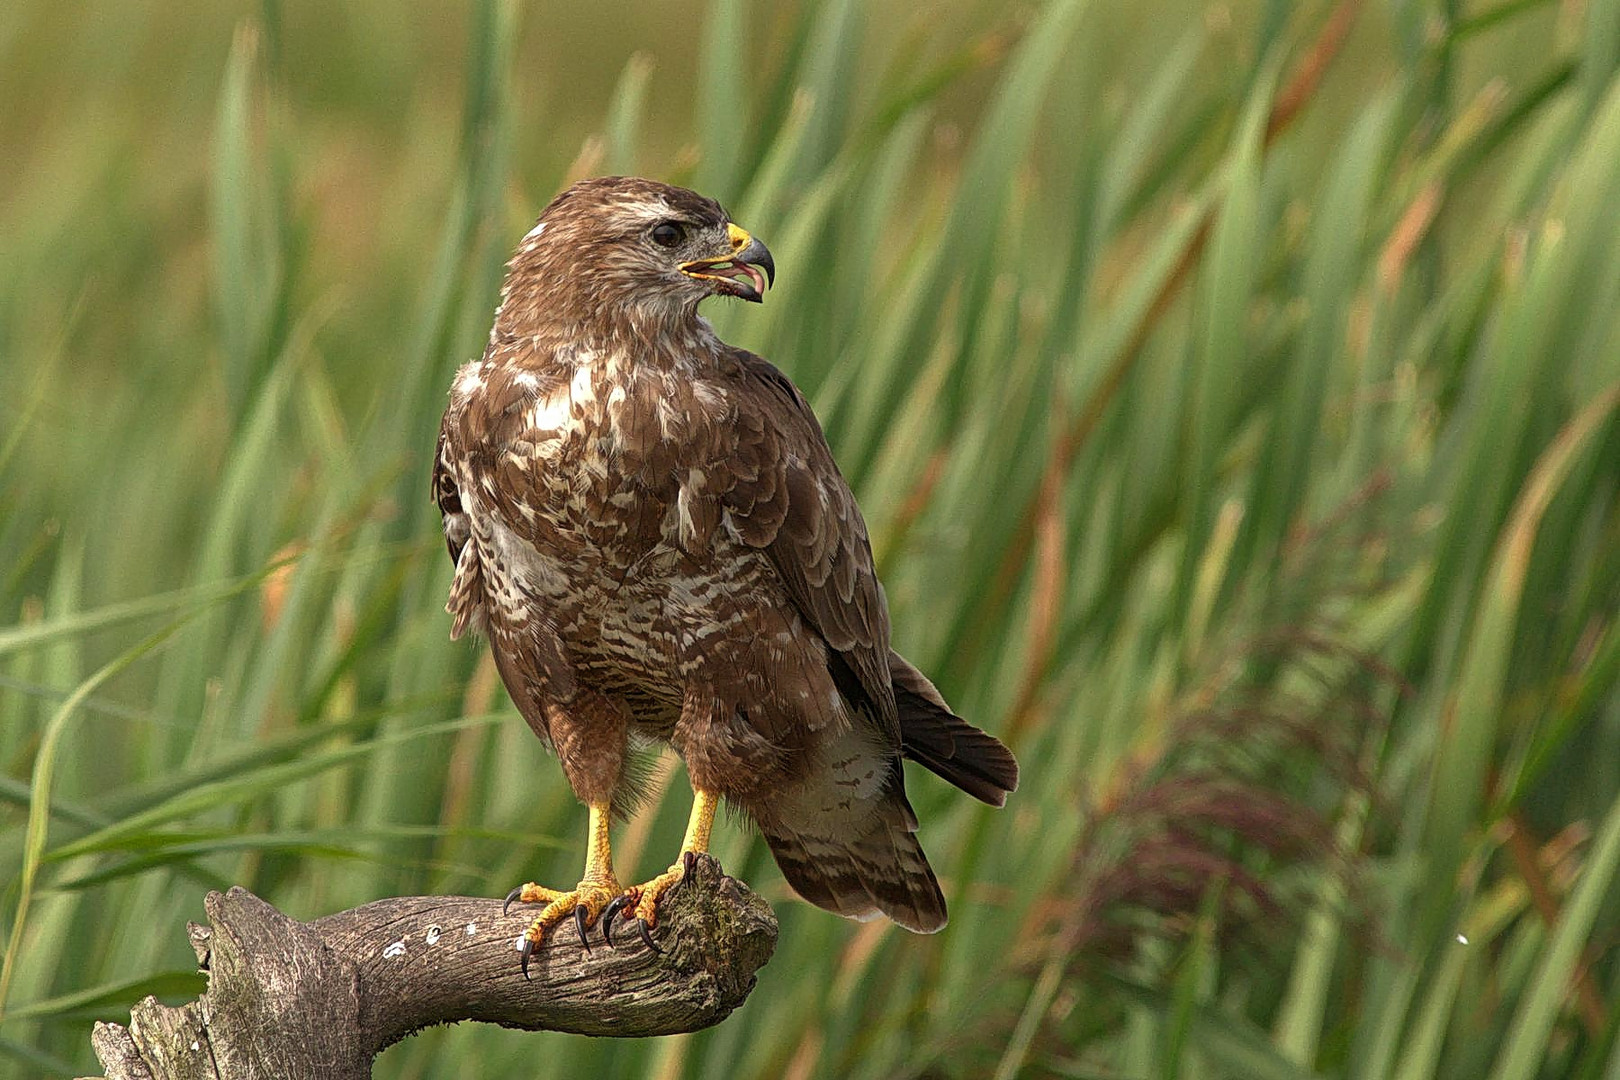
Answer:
[{"left": 434, "top": 176, "right": 1018, "bottom": 973}]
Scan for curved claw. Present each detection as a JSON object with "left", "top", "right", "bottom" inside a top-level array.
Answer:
[
  {"left": 601, "top": 894, "right": 632, "bottom": 946},
  {"left": 574, "top": 904, "right": 592, "bottom": 954},
  {"left": 516, "top": 934, "right": 536, "bottom": 980},
  {"left": 503, "top": 886, "right": 524, "bottom": 916},
  {"left": 636, "top": 917, "right": 663, "bottom": 955},
  {"left": 682, "top": 849, "right": 697, "bottom": 877}
]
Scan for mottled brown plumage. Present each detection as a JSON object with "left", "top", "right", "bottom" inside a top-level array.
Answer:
[{"left": 435, "top": 177, "right": 1017, "bottom": 950}]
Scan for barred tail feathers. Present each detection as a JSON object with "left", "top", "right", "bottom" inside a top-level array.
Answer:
[
  {"left": 759, "top": 723, "right": 947, "bottom": 933},
  {"left": 760, "top": 787, "right": 947, "bottom": 934}
]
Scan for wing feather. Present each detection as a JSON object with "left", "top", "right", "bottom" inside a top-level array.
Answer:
[
  {"left": 433, "top": 417, "right": 468, "bottom": 563},
  {"left": 433, "top": 412, "right": 489, "bottom": 639},
  {"left": 719, "top": 350, "right": 895, "bottom": 732}
]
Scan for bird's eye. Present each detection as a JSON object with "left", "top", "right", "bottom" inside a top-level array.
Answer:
[{"left": 651, "top": 221, "right": 686, "bottom": 248}]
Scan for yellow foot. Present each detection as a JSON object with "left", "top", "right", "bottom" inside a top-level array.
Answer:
[
  {"left": 504, "top": 876, "right": 621, "bottom": 977},
  {"left": 602, "top": 850, "right": 702, "bottom": 953}
]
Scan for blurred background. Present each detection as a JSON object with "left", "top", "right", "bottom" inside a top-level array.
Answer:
[{"left": 3, "top": 0, "right": 1619, "bottom": 1077}]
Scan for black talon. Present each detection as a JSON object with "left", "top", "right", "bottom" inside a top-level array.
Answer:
[
  {"left": 637, "top": 918, "right": 662, "bottom": 955},
  {"left": 602, "top": 895, "right": 631, "bottom": 946},
  {"left": 503, "top": 886, "right": 524, "bottom": 915},
  {"left": 574, "top": 904, "right": 592, "bottom": 954},
  {"left": 682, "top": 850, "right": 697, "bottom": 877},
  {"left": 517, "top": 934, "right": 536, "bottom": 980}
]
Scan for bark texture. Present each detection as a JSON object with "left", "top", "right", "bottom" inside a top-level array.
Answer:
[{"left": 80, "top": 855, "right": 776, "bottom": 1079}]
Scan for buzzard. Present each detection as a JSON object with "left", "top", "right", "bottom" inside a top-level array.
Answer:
[{"left": 434, "top": 176, "right": 1018, "bottom": 973}]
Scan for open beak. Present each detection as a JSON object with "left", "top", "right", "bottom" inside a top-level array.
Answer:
[{"left": 681, "top": 222, "right": 775, "bottom": 303}]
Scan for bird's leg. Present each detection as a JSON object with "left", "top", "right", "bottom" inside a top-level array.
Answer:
[
  {"left": 505, "top": 801, "right": 622, "bottom": 976},
  {"left": 602, "top": 787, "right": 718, "bottom": 950}
]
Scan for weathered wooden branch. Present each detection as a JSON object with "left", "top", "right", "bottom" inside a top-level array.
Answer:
[{"left": 80, "top": 855, "right": 776, "bottom": 1080}]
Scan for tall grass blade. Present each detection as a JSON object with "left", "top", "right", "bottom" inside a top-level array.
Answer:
[
  {"left": 1489, "top": 781, "right": 1620, "bottom": 1080},
  {"left": 0, "top": 619, "right": 195, "bottom": 1019}
]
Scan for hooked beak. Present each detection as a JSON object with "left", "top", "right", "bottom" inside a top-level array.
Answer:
[{"left": 680, "top": 222, "right": 776, "bottom": 303}]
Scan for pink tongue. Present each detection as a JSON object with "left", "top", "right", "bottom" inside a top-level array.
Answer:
[{"left": 739, "top": 262, "right": 766, "bottom": 295}]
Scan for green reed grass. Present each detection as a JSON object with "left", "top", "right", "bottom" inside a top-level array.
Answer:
[{"left": 2, "top": 0, "right": 1618, "bottom": 1077}]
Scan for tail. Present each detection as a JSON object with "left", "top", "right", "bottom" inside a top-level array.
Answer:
[
  {"left": 756, "top": 655, "right": 1016, "bottom": 933},
  {"left": 890, "top": 651, "right": 1019, "bottom": 806},
  {"left": 760, "top": 727, "right": 948, "bottom": 933}
]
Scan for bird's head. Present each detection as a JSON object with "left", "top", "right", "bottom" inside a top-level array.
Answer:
[{"left": 497, "top": 176, "right": 774, "bottom": 339}]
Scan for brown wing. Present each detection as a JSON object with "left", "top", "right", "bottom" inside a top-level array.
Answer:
[
  {"left": 432, "top": 410, "right": 489, "bottom": 642},
  {"left": 432, "top": 417, "right": 467, "bottom": 562},
  {"left": 433, "top": 361, "right": 576, "bottom": 709},
  {"left": 719, "top": 349, "right": 895, "bottom": 733}
]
